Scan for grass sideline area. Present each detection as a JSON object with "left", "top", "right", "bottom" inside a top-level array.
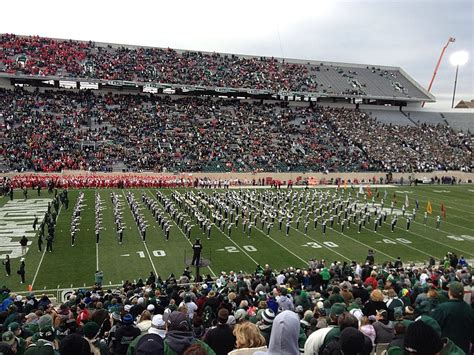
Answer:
[{"left": 1, "top": 185, "right": 473, "bottom": 293}]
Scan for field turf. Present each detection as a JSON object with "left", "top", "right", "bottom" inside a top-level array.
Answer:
[{"left": 1, "top": 185, "right": 473, "bottom": 293}]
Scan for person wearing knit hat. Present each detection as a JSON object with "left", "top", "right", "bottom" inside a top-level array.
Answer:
[
  {"left": 59, "top": 333, "right": 91, "bottom": 355},
  {"left": 255, "top": 310, "right": 300, "bottom": 355},
  {"left": 257, "top": 308, "right": 275, "bottom": 345},
  {"left": 83, "top": 321, "right": 108, "bottom": 355},
  {"left": 113, "top": 313, "right": 140, "bottom": 355},
  {"left": 404, "top": 321, "right": 443, "bottom": 354},
  {"left": 339, "top": 327, "right": 366, "bottom": 355},
  {"left": 83, "top": 321, "right": 100, "bottom": 339},
  {"left": 148, "top": 314, "right": 166, "bottom": 338},
  {"left": 0, "top": 330, "right": 15, "bottom": 354},
  {"left": 432, "top": 281, "right": 474, "bottom": 353}
]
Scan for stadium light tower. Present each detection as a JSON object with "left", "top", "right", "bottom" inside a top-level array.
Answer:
[{"left": 449, "top": 50, "right": 469, "bottom": 108}]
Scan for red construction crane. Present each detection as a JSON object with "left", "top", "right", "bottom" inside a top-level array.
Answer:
[{"left": 422, "top": 37, "right": 456, "bottom": 107}]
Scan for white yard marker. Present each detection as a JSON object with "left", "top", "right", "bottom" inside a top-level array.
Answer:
[{"left": 32, "top": 204, "right": 63, "bottom": 289}]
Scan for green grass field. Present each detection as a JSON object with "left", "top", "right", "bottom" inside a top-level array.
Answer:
[{"left": 1, "top": 185, "right": 473, "bottom": 293}]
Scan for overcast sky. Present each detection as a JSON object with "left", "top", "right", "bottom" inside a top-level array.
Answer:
[{"left": 1, "top": 0, "right": 472, "bottom": 109}]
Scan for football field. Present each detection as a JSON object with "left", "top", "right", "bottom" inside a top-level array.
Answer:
[{"left": 1, "top": 185, "right": 473, "bottom": 292}]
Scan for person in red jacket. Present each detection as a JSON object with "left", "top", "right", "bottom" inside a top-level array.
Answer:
[{"left": 364, "top": 271, "right": 378, "bottom": 290}]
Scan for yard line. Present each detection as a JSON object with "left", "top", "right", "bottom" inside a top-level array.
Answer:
[
  {"left": 253, "top": 225, "right": 311, "bottom": 265},
  {"left": 362, "top": 227, "right": 438, "bottom": 258},
  {"left": 143, "top": 190, "right": 230, "bottom": 279},
  {"left": 207, "top": 266, "right": 217, "bottom": 277},
  {"left": 410, "top": 194, "right": 473, "bottom": 215},
  {"left": 331, "top": 229, "right": 398, "bottom": 261},
  {"left": 303, "top": 214, "right": 398, "bottom": 261},
  {"left": 147, "top": 189, "right": 259, "bottom": 266},
  {"left": 121, "top": 190, "right": 158, "bottom": 276},
  {"left": 394, "top": 225, "right": 474, "bottom": 257},
  {"left": 32, "top": 203, "right": 63, "bottom": 289},
  {"left": 143, "top": 242, "right": 158, "bottom": 276},
  {"left": 286, "top": 224, "right": 351, "bottom": 262},
  {"left": 411, "top": 218, "right": 474, "bottom": 238},
  {"left": 415, "top": 189, "right": 474, "bottom": 210}
]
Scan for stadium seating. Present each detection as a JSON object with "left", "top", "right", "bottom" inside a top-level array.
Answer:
[
  {"left": 0, "top": 88, "right": 470, "bottom": 173},
  {"left": 0, "top": 254, "right": 471, "bottom": 355},
  {"left": 0, "top": 34, "right": 432, "bottom": 100}
]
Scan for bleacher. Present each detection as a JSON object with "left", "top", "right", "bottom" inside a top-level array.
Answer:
[
  {"left": 0, "top": 34, "right": 434, "bottom": 102},
  {"left": 361, "top": 109, "right": 415, "bottom": 126}
]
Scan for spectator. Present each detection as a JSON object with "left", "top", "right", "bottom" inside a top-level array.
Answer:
[
  {"left": 137, "top": 311, "right": 152, "bottom": 334},
  {"left": 163, "top": 311, "right": 215, "bottom": 355},
  {"left": 403, "top": 321, "right": 443, "bottom": 355},
  {"left": 59, "top": 333, "right": 92, "bottom": 355},
  {"left": 340, "top": 328, "right": 367, "bottom": 355},
  {"left": 372, "top": 310, "right": 394, "bottom": 344},
  {"left": 256, "top": 309, "right": 275, "bottom": 345},
  {"left": 203, "top": 309, "right": 235, "bottom": 355},
  {"left": 228, "top": 322, "right": 267, "bottom": 355},
  {"left": 114, "top": 314, "right": 140, "bottom": 355},
  {"left": 432, "top": 281, "right": 474, "bottom": 353},
  {"left": 255, "top": 310, "right": 300, "bottom": 355},
  {"left": 387, "top": 322, "right": 406, "bottom": 350},
  {"left": 363, "top": 290, "right": 387, "bottom": 317}
]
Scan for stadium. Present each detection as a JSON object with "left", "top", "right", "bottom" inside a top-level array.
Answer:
[{"left": 0, "top": 2, "right": 473, "bottom": 354}]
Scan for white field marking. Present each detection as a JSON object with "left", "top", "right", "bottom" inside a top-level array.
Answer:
[
  {"left": 287, "top": 224, "right": 351, "bottom": 262},
  {"left": 304, "top": 214, "right": 398, "bottom": 261},
  {"left": 412, "top": 217, "right": 474, "bottom": 237},
  {"left": 121, "top": 190, "right": 158, "bottom": 276},
  {"left": 253, "top": 225, "right": 311, "bottom": 264},
  {"left": 363, "top": 227, "right": 437, "bottom": 258},
  {"left": 148, "top": 189, "right": 259, "bottom": 266},
  {"left": 415, "top": 190, "right": 474, "bottom": 212},
  {"left": 246, "top": 199, "right": 348, "bottom": 262},
  {"left": 144, "top": 190, "right": 193, "bottom": 247},
  {"left": 147, "top": 190, "right": 259, "bottom": 265},
  {"left": 395, "top": 225, "right": 474, "bottom": 257},
  {"left": 143, "top": 242, "right": 158, "bottom": 276},
  {"left": 96, "top": 243, "right": 99, "bottom": 270},
  {"left": 332, "top": 229, "right": 398, "bottom": 261},
  {"left": 31, "top": 203, "right": 63, "bottom": 289},
  {"left": 207, "top": 266, "right": 217, "bottom": 277}
]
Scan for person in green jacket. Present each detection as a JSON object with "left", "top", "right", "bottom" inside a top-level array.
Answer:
[
  {"left": 432, "top": 281, "right": 474, "bottom": 354},
  {"left": 320, "top": 267, "right": 330, "bottom": 289}
]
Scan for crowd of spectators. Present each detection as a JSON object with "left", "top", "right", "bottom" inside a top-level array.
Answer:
[
  {"left": 0, "top": 34, "right": 318, "bottom": 93},
  {"left": 1, "top": 88, "right": 471, "bottom": 174},
  {"left": 0, "top": 34, "right": 429, "bottom": 99},
  {"left": 0, "top": 253, "right": 472, "bottom": 354}
]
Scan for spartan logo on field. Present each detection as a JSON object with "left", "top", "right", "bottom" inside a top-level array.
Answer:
[{"left": 0, "top": 199, "right": 52, "bottom": 259}]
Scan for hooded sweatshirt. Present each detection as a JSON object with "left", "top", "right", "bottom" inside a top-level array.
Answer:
[
  {"left": 372, "top": 320, "right": 394, "bottom": 343},
  {"left": 165, "top": 330, "right": 194, "bottom": 354},
  {"left": 255, "top": 310, "right": 300, "bottom": 355}
]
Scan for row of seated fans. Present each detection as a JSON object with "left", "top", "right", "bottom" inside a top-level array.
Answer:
[
  {"left": 0, "top": 34, "right": 421, "bottom": 98},
  {"left": 0, "top": 88, "right": 471, "bottom": 173}
]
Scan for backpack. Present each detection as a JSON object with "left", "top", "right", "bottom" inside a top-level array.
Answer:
[{"left": 135, "top": 333, "right": 164, "bottom": 355}]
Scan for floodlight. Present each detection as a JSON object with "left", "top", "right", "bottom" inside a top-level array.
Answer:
[{"left": 450, "top": 51, "right": 469, "bottom": 66}]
